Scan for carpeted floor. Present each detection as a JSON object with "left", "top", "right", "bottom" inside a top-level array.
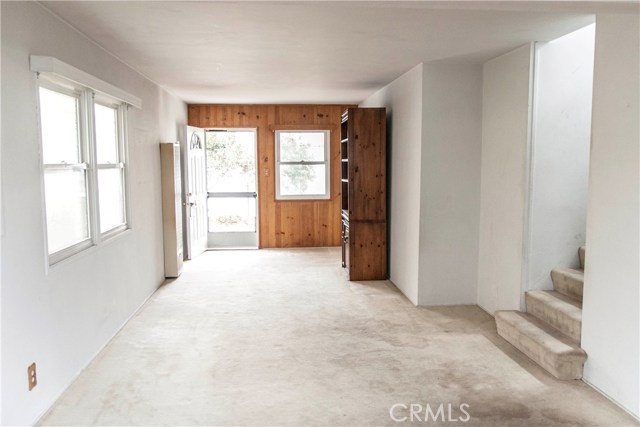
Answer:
[{"left": 40, "top": 248, "right": 638, "bottom": 426}]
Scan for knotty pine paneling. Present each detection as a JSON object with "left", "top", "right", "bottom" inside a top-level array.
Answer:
[{"left": 188, "top": 104, "right": 355, "bottom": 248}]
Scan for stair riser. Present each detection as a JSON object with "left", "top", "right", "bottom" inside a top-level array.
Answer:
[
  {"left": 551, "top": 271, "right": 583, "bottom": 301},
  {"left": 496, "top": 316, "right": 584, "bottom": 380},
  {"left": 526, "top": 294, "right": 581, "bottom": 344}
]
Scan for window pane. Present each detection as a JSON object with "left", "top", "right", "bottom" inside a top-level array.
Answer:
[
  {"left": 98, "top": 168, "right": 125, "bottom": 232},
  {"left": 206, "top": 131, "right": 256, "bottom": 193},
  {"left": 279, "top": 164, "right": 327, "bottom": 196},
  {"left": 95, "top": 103, "right": 118, "bottom": 164},
  {"left": 44, "top": 169, "right": 89, "bottom": 254},
  {"left": 207, "top": 197, "right": 256, "bottom": 232},
  {"left": 39, "top": 87, "right": 81, "bottom": 164},
  {"left": 278, "top": 132, "right": 326, "bottom": 162}
]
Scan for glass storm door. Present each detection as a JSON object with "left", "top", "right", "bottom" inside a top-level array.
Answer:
[{"left": 205, "top": 129, "right": 258, "bottom": 248}]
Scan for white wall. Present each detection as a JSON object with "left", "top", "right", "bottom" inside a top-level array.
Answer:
[
  {"left": 528, "top": 25, "right": 595, "bottom": 291},
  {"left": 361, "top": 63, "right": 482, "bottom": 306},
  {"left": 360, "top": 64, "right": 423, "bottom": 305},
  {"left": 582, "top": 13, "right": 639, "bottom": 418},
  {"left": 0, "top": 3, "right": 3, "bottom": 423},
  {"left": 418, "top": 64, "right": 482, "bottom": 305},
  {"left": 1, "top": 2, "right": 187, "bottom": 425},
  {"left": 477, "top": 45, "right": 533, "bottom": 314}
]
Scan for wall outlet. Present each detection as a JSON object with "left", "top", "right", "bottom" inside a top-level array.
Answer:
[{"left": 28, "top": 363, "right": 37, "bottom": 390}]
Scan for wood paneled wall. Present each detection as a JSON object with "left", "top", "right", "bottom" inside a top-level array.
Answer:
[{"left": 188, "top": 104, "right": 356, "bottom": 248}]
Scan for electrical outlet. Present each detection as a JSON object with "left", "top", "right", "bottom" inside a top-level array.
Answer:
[{"left": 28, "top": 363, "right": 37, "bottom": 390}]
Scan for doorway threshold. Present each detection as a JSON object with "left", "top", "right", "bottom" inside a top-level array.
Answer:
[{"left": 206, "top": 247, "right": 258, "bottom": 251}]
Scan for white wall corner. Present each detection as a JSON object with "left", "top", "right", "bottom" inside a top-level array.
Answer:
[
  {"left": 360, "top": 63, "right": 423, "bottom": 306},
  {"left": 581, "top": 13, "right": 640, "bottom": 418},
  {"left": 477, "top": 44, "right": 533, "bottom": 314}
]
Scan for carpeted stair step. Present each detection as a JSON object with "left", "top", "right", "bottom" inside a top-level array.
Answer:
[
  {"left": 551, "top": 268, "right": 584, "bottom": 302},
  {"left": 495, "top": 310, "right": 587, "bottom": 380},
  {"left": 525, "top": 290, "right": 582, "bottom": 344},
  {"left": 579, "top": 246, "right": 586, "bottom": 269}
]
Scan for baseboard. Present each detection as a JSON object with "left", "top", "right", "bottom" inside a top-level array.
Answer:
[
  {"left": 387, "top": 278, "right": 418, "bottom": 306},
  {"left": 476, "top": 303, "right": 495, "bottom": 317},
  {"left": 32, "top": 282, "right": 162, "bottom": 426},
  {"left": 581, "top": 378, "right": 640, "bottom": 422}
]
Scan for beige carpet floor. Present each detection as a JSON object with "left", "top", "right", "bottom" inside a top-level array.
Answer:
[{"left": 40, "top": 248, "right": 638, "bottom": 426}]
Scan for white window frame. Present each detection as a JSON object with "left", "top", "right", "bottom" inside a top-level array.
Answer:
[
  {"left": 38, "top": 80, "right": 94, "bottom": 264},
  {"left": 94, "top": 95, "right": 130, "bottom": 239},
  {"left": 33, "top": 56, "right": 139, "bottom": 265},
  {"left": 274, "top": 129, "right": 331, "bottom": 201}
]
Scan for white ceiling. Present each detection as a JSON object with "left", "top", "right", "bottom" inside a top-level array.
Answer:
[{"left": 40, "top": 1, "right": 632, "bottom": 105}]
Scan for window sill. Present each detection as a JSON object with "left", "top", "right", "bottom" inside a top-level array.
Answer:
[
  {"left": 47, "top": 227, "right": 133, "bottom": 273},
  {"left": 101, "top": 224, "right": 129, "bottom": 242},
  {"left": 275, "top": 196, "right": 332, "bottom": 202}
]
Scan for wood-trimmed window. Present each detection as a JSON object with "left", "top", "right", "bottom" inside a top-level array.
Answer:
[{"left": 274, "top": 130, "right": 330, "bottom": 200}]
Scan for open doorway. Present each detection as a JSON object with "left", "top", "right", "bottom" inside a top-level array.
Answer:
[{"left": 205, "top": 129, "right": 259, "bottom": 249}]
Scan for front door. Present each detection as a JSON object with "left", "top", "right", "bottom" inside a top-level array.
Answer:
[
  {"left": 183, "top": 126, "right": 207, "bottom": 259},
  {"left": 205, "top": 129, "right": 258, "bottom": 248}
]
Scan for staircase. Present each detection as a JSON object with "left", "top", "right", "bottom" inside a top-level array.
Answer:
[{"left": 495, "top": 246, "right": 587, "bottom": 380}]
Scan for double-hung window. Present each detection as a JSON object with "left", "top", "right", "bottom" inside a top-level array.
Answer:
[
  {"left": 39, "top": 84, "right": 91, "bottom": 257},
  {"left": 34, "top": 57, "right": 137, "bottom": 265},
  {"left": 275, "top": 130, "right": 330, "bottom": 200},
  {"left": 94, "top": 99, "right": 127, "bottom": 235}
]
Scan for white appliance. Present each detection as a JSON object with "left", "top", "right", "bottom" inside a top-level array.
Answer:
[{"left": 160, "top": 142, "right": 184, "bottom": 278}]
